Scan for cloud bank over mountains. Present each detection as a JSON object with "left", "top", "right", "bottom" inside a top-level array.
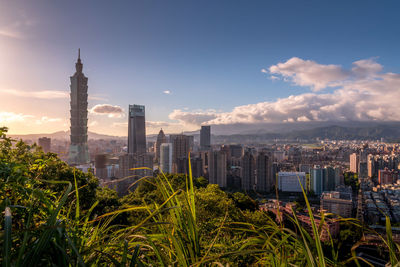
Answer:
[{"left": 168, "top": 57, "right": 400, "bottom": 129}]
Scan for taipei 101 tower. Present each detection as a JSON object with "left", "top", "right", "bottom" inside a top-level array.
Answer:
[{"left": 68, "top": 49, "right": 90, "bottom": 165}]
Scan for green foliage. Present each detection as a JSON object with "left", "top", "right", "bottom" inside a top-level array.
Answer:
[
  {"left": 1, "top": 127, "right": 400, "bottom": 266},
  {"left": 229, "top": 191, "right": 258, "bottom": 211},
  {"left": 344, "top": 172, "right": 360, "bottom": 192}
]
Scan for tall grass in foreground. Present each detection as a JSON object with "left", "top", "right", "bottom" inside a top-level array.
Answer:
[{"left": 2, "top": 159, "right": 400, "bottom": 266}]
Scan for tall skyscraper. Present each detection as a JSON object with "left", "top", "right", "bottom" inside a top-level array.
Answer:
[
  {"left": 200, "top": 125, "right": 211, "bottom": 151},
  {"left": 38, "top": 137, "right": 51, "bottom": 153},
  {"left": 349, "top": 153, "right": 359, "bottom": 173},
  {"left": 128, "top": 104, "right": 146, "bottom": 155},
  {"left": 170, "top": 134, "right": 191, "bottom": 172},
  {"left": 311, "top": 166, "right": 324, "bottom": 195},
  {"left": 208, "top": 150, "right": 227, "bottom": 188},
  {"left": 367, "top": 154, "right": 375, "bottom": 178},
  {"left": 68, "top": 49, "right": 90, "bottom": 165},
  {"left": 241, "top": 150, "right": 255, "bottom": 191},
  {"left": 155, "top": 129, "right": 167, "bottom": 162},
  {"left": 160, "top": 143, "right": 173, "bottom": 173},
  {"left": 256, "top": 152, "right": 273, "bottom": 192},
  {"left": 117, "top": 153, "right": 153, "bottom": 196},
  {"left": 325, "top": 166, "right": 336, "bottom": 191}
]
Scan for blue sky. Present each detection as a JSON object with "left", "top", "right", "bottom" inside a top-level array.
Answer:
[{"left": 1, "top": 0, "right": 400, "bottom": 135}]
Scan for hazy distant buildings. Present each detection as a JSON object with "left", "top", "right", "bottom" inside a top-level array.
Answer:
[
  {"left": 230, "top": 145, "right": 243, "bottom": 159},
  {"left": 128, "top": 104, "right": 146, "bottom": 155},
  {"left": 378, "top": 168, "right": 398, "bottom": 185},
  {"left": 274, "top": 151, "right": 285, "bottom": 162},
  {"left": 160, "top": 143, "right": 172, "bottom": 173},
  {"left": 68, "top": 49, "right": 90, "bottom": 165},
  {"left": 38, "top": 137, "right": 51, "bottom": 153},
  {"left": 155, "top": 129, "right": 167, "bottom": 162},
  {"left": 278, "top": 172, "right": 306, "bottom": 192},
  {"left": 200, "top": 125, "right": 211, "bottom": 151}
]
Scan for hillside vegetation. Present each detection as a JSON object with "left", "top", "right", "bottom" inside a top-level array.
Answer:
[{"left": 0, "top": 127, "right": 399, "bottom": 266}]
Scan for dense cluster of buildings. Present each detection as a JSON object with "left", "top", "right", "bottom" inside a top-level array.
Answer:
[{"left": 30, "top": 52, "right": 400, "bottom": 228}]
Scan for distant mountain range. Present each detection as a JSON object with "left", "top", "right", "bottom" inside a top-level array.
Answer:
[
  {"left": 212, "top": 123, "right": 400, "bottom": 144},
  {"left": 9, "top": 121, "right": 400, "bottom": 143},
  {"left": 10, "top": 131, "right": 126, "bottom": 141}
]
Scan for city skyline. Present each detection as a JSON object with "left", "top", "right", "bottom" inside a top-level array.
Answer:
[{"left": 1, "top": 1, "right": 400, "bottom": 136}]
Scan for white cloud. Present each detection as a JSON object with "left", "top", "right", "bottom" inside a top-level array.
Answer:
[
  {"left": 112, "top": 120, "right": 193, "bottom": 135},
  {"left": 90, "top": 104, "right": 124, "bottom": 118},
  {"left": 169, "top": 109, "right": 218, "bottom": 125},
  {"left": 163, "top": 90, "right": 171, "bottom": 95},
  {"left": 0, "top": 7, "right": 35, "bottom": 39},
  {"left": 0, "top": 112, "right": 63, "bottom": 127},
  {"left": 0, "top": 89, "right": 69, "bottom": 99},
  {"left": 0, "top": 111, "right": 33, "bottom": 123},
  {"left": 167, "top": 57, "right": 400, "bottom": 127},
  {"left": 89, "top": 120, "right": 99, "bottom": 127},
  {"left": 35, "top": 116, "right": 62, "bottom": 125},
  {"left": 269, "top": 57, "right": 349, "bottom": 91},
  {"left": 0, "top": 29, "right": 22, "bottom": 39},
  {"left": 0, "top": 88, "right": 108, "bottom": 101}
]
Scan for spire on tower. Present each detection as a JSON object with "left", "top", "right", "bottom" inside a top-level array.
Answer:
[{"left": 75, "top": 48, "right": 83, "bottom": 73}]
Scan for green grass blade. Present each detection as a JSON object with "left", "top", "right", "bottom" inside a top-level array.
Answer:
[
  {"left": 23, "top": 183, "right": 72, "bottom": 266},
  {"left": 129, "top": 244, "right": 144, "bottom": 267},
  {"left": 16, "top": 205, "right": 33, "bottom": 267},
  {"left": 386, "top": 215, "right": 399, "bottom": 265},
  {"left": 297, "top": 175, "right": 326, "bottom": 267},
  {"left": 74, "top": 169, "right": 80, "bottom": 220},
  {"left": 3, "top": 207, "right": 12, "bottom": 267}
]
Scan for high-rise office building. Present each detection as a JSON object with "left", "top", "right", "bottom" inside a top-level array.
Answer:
[
  {"left": 200, "top": 125, "right": 211, "bottom": 151},
  {"left": 38, "top": 137, "right": 51, "bottom": 153},
  {"left": 241, "top": 151, "right": 255, "bottom": 191},
  {"left": 170, "top": 134, "right": 191, "bottom": 172},
  {"left": 350, "top": 153, "right": 359, "bottom": 173},
  {"left": 95, "top": 154, "right": 108, "bottom": 180},
  {"left": 334, "top": 166, "right": 343, "bottom": 187},
  {"left": 358, "top": 162, "right": 368, "bottom": 178},
  {"left": 176, "top": 155, "right": 203, "bottom": 178},
  {"left": 160, "top": 143, "right": 173, "bottom": 173},
  {"left": 230, "top": 145, "right": 243, "bottom": 158},
  {"left": 278, "top": 172, "right": 306, "bottom": 192},
  {"left": 325, "top": 166, "right": 336, "bottom": 191},
  {"left": 68, "top": 49, "right": 90, "bottom": 165},
  {"left": 155, "top": 129, "right": 167, "bottom": 162},
  {"left": 367, "top": 154, "right": 374, "bottom": 177},
  {"left": 128, "top": 104, "right": 146, "bottom": 155},
  {"left": 208, "top": 150, "right": 227, "bottom": 188},
  {"left": 117, "top": 153, "right": 153, "bottom": 196},
  {"left": 311, "top": 166, "right": 324, "bottom": 195},
  {"left": 256, "top": 152, "right": 273, "bottom": 192}
]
